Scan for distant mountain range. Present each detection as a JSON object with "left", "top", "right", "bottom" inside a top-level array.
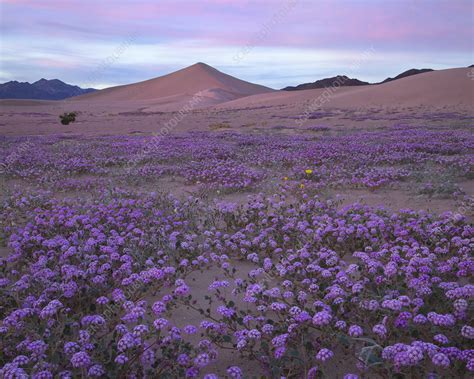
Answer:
[
  {"left": 282, "top": 68, "right": 436, "bottom": 91},
  {"left": 282, "top": 75, "right": 369, "bottom": 91},
  {"left": 0, "top": 79, "right": 96, "bottom": 100},
  {"left": 380, "top": 68, "right": 434, "bottom": 84}
]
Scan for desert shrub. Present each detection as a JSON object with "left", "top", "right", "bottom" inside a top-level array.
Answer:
[{"left": 59, "top": 112, "right": 77, "bottom": 125}]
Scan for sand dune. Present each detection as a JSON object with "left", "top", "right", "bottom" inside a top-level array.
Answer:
[
  {"left": 217, "top": 67, "right": 473, "bottom": 110},
  {"left": 73, "top": 62, "right": 273, "bottom": 107}
]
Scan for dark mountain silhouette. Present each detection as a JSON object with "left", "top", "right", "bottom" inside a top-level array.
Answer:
[
  {"left": 282, "top": 68, "right": 440, "bottom": 91},
  {"left": 380, "top": 68, "right": 434, "bottom": 84},
  {"left": 0, "top": 79, "right": 96, "bottom": 100},
  {"left": 282, "top": 75, "right": 369, "bottom": 91}
]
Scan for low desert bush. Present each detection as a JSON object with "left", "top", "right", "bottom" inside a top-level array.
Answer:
[{"left": 59, "top": 112, "right": 77, "bottom": 125}]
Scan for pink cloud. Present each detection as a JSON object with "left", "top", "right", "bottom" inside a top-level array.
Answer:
[
  {"left": 1, "top": 0, "right": 472, "bottom": 88},
  {"left": 35, "top": 58, "right": 79, "bottom": 69},
  {"left": 2, "top": 0, "right": 471, "bottom": 51}
]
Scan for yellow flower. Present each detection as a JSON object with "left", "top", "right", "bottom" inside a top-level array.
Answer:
[
  {"left": 305, "top": 169, "right": 313, "bottom": 174},
  {"left": 283, "top": 176, "right": 288, "bottom": 181},
  {"left": 300, "top": 183, "right": 305, "bottom": 189}
]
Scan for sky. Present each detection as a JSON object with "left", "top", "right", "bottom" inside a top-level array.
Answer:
[{"left": 0, "top": 0, "right": 472, "bottom": 89}]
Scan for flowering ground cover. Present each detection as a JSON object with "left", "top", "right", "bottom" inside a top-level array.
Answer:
[
  {"left": 0, "top": 124, "right": 473, "bottom": 378},
  {"left": 1, "top": 126, "right": 472, "bottom": 195}
]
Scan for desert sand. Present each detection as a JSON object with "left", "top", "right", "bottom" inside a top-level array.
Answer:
[
  {"left": 218, "top": 67, "right": 473, "bottom": 109},
  {"left": 74, "top": 62, "right": 273, "bottom": 106}
]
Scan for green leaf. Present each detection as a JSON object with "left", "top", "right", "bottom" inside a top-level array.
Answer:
[
  {"left": 289, "top": 348, "right": 300, "bottom": 357},
  {"left": 352, "top": 337, "right": 381, "bottom": 347}
]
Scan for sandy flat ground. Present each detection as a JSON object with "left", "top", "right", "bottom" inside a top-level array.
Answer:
[{"left": 0, "top": 100, "right": 472, "bottom": 137}]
